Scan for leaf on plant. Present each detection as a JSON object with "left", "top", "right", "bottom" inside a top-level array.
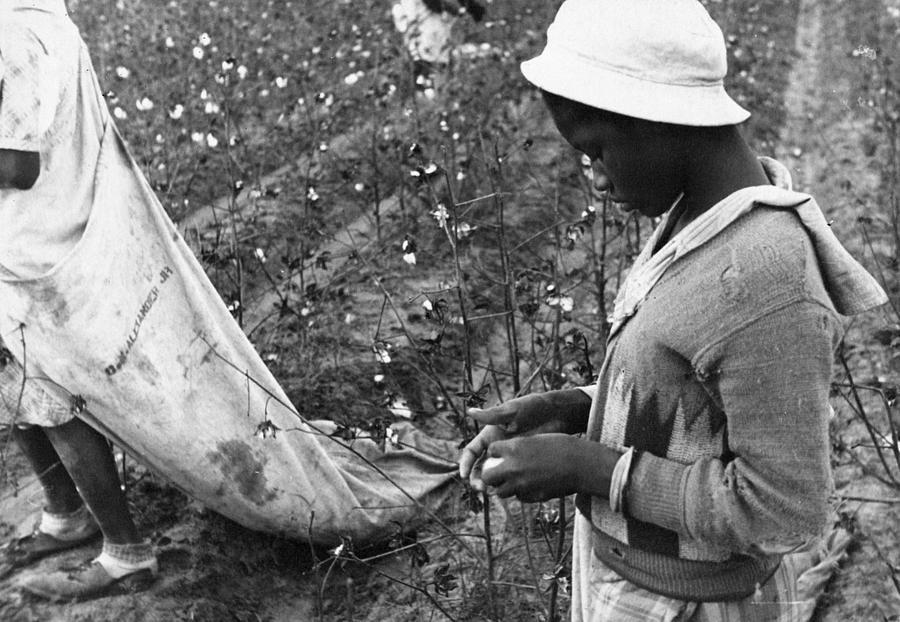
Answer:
[{"left": 432, "top": 564, "right": 458, "bottom": 596}]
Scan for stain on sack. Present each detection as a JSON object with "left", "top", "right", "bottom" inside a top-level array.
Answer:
[
  {"left": 208, "top": 440, "right": 278, "bottom": 505},
  {"left": 26, "top": 281, "right": 71, "bottom": 326}
]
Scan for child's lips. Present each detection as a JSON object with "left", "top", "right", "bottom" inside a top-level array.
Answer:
[{"left": 608, "top": 194, "right": 635, "bottom": 212}]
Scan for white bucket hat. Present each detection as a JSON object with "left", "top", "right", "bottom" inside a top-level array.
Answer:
[{"left": 521, "top": 0, "right": 749, "bottom": 126}]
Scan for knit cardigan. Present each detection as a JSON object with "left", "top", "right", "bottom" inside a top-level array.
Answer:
[{"left": 574, "top": 204, "right": 845, "bottom": 600}]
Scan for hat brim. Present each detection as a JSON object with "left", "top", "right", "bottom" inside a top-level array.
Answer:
[{"left": 521, "top": 47, "right": 750, "bottom": 127}]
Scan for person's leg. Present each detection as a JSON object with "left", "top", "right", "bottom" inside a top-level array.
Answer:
[
  {"left": 19, "top": 418, "right": 157, "bottom": 601},
  {"left": 41, "top": 417, "right": 139, "bottom": 544},
  {"left": 11, "top": 425, "right": 82, "bottom": 514},
  {"left": 1, "top": 426, "right": 99, "bottom": 581}
]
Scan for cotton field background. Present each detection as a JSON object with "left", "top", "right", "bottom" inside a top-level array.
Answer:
[{"left": 2, "top": 0, "right": 900, "bottom": 620}]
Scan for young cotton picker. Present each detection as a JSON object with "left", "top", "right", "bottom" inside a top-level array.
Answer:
[
  {"left": 0, "top": 0, "right": 157, "bottom": 600},
  {"left": 459, "top": 0, "right": 887, "bottom": 620}
]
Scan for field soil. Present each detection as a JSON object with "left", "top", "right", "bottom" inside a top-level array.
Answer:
[{"left": 2, "top": 0, "right": 900, "bottom": 620}]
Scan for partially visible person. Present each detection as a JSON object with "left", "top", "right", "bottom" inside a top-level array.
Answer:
[
  {"left": 459, "top": 0, "right": 886, "bottom": 620},
  {"left": 391, "top": 0, "right": 485, "bottom": 97},
  {"left": 0, "top": 0, "right": 157, "bottom": 601}
]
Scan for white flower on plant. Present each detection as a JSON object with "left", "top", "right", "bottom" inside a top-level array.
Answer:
[
  {"left": 852, "top": 45, "right": 877, "bottom": 60},
  {"left": 135, "top": 97, "right": 154, "bottom": 111},
  {"left": 373, "top": 373, "right": 385, "bottom": 384},
  {"left": 373, "top": 342, "right": 392, "bottom": 364},
  {"left": 115, "top": 66, "right": 130, "bottom": 79},
  {"left": 431, "top": 203, "right": 449, "bottom": 228},
  {"left": 155, "top": 134, "right": 164, "bottom": 144},
  {"left": 456, "top": 222, "right": 476, "bottom": 238},
  {"left": 200, "top": 89, "right": 210, "bottom": 100},
  {"left": 274, "top": 76, "right": 288, "bottom": 88},
  {"left": 192, "top": 46, "right": 204, "bottom": 60},
  {"left": 546, "top": 295, "right": 575, "bottom": 313},
  {"left": 421, "top": 299, "right": 433, "bottom": 312},
  {"left": 168, "top": 104, "right": 184, "bottom": 120},
  {"left": 254, "top": 248, "right": 266, "bottom": 263},
  {"left": 318, "top": 142, "right": 329, "bottom": 152},
  {"left": 259, "top": 88, "right": 270, "bottom": 98},
  {"left": 199, "top": 32, "right": 212, "bottom": 46},
  {"left": 306, "top": 186, "right": 319, "bottom": 202},
  {"left": 113, "top": 106, "right": 127, "bottom": 119},
  {"left": 389, "top": 398, "right": 413, "bottom": 419},
  {"left": 386, "top": 425, "right": 401, "bottom": 445},
  {"left": 205, "top": 133, "right": 219, "bottom": 148},
  {"left": 190, "top": 131, "right": 204, "bottom": 144},
  {"left": 204, "top": 101, "right": 220, "bottom": 114},
  {"left": 344, "top": 71, "right": 364, "bottom": 85},
  {"left": 237, "top": 65, "right": 248, "bottom": 80},
  {"left": 401, "top": 235, "right": 417, "bottom": 266},
  {"left": 354, "top": 182, "right": 365, "bottom": 192},
  {"left": 165, "top": 36, "right": 175, "bottom": 48}
]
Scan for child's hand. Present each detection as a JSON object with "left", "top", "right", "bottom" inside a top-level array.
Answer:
[
  {"left": 458, "top": 390, "right": 592, "bottom": 488},
  {"left": 458, "top": 422, "right": 509, "bottom": 490},
  {"left": 476, "top": 434, "right": 582, "bottom": 502}
]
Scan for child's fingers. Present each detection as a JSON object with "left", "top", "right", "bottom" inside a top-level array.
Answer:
[
  {"left": 466, "top": 402, "right": 517, "bottom": 425},
  {"left": 458, "top": 430, "right": 490, "bottom": 479},
  {"left": 458, "top": 425, "right": 506, "bottom": 479}
]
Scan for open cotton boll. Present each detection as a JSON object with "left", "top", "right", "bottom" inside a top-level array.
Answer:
[{"left": 481, "top": 456, "right": 504, "bottom": 473}]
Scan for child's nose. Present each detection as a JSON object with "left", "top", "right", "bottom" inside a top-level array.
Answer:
[{"left": 591, "top": 161, "right": 611, "bottom": 193}]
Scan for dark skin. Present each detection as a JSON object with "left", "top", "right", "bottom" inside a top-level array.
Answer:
[
  {"left": 0, "top": 150, "right": 40, "bottom": 190},
  {"left": 459, "top": 91, "right": 773, "bottom": 503},
  {"left": 2, "top": 148, "right": 140, "bottom": 544}
]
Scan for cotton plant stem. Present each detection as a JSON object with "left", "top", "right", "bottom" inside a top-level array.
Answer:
[
  {"left": 838, "top": 353, "right": 900, "bottom": 487},
  {"left": 547, "top": 497, "right": 567, "bottom": 622},
  {"left": 440, "top": 168, "right": 497, "bottom": 620},
  {"left": 482, "top": 135, "right": 521, "bottom": 395},
  {"left": 518, "top": 502, "right": 552, "bottom": 621},
  {"left": 481, "top": 490, "right": 498, "bottom": 621}
]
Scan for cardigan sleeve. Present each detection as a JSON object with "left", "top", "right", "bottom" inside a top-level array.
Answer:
[{"left": 624, "top": 299, "right": 842, "bottom": 555}]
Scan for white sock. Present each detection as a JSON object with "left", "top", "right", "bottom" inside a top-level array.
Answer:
[
  {"left": 94, "top": 540, "right": 158, "bottom": 580},
  {"left": 38, "top": 505, "right": 98, "bottom": 541}
]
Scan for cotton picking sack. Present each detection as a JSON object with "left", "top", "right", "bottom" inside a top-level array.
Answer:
[{"left": 0, "top": 121, "right": 457, "bottom": 545}]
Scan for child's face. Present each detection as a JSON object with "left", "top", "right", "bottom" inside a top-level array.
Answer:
[{"left": 543, "top": 94, "right": 685, "bottom": 219}]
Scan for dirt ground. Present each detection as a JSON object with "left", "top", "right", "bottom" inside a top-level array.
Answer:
[{"left": 2, "top": 0, "right": 900, "bottom": 619}]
